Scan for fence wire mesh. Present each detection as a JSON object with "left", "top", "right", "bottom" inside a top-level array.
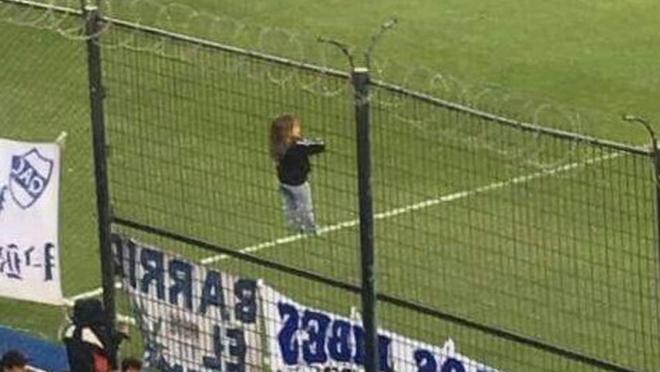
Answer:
[
  {"left": 102, "top": 25, "right": 361, "bottom": 284},
  {"left": 0, "top": 1, "right": 659, "bottom": 371},
  {"left": 101, "top": 20, "right": 660, "bottom": 370},
  {"left": 370, "top": 85, "right": 660, "bottom": 370}
]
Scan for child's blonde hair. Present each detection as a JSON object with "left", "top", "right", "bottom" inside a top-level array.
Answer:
[{"left": 269, "top": 113, "right": 300, "bottom": 161}]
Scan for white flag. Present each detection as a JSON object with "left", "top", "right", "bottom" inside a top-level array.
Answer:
[{"left": 0, "top": 138, "right": 63, "bottom": 305}]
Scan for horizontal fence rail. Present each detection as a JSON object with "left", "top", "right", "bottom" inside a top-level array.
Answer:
[{"left": 0, "top": 0, "right": 658, "bottom": 370}]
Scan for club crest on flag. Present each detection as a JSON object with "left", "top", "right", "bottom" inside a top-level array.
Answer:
[{"left": 7, "top": 148, "right": 54, "bottom": 209}]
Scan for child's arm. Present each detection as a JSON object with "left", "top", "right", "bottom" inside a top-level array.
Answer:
[{"left": 296, "top": 138, "right": 326, "bottom": 155}]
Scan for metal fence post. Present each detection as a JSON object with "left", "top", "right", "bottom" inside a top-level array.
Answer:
[
  {"left": 352, "top": 67, "right": 379, "bottom": 372},
  {"left": 84, "top": 3, "right": 117, "bottom": 359},
  {"left": 651, "top": 140, "right": 660, "bottom": 343}
]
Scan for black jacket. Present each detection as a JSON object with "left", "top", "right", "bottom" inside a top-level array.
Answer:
[
  {"left": 63, "top": 324, "right": 113, "bottom": 372},
  {"left": 63, "top": 299, "right": 125, "bottom": 371},
  {"left": 277, "top": 138, "right": 325, "bottom": 186}
]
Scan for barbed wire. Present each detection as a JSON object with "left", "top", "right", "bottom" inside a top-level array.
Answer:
[
  {"left": 0, "top": 0, "right": 625, "bottom": 170},
  {"left": 366, "top": 58, "right": 597, "bottom": 169},
  {"left": 0, "top": 0, "right": 86, "bottom": 37}
]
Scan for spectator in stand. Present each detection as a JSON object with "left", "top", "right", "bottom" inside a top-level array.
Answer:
[
  {"left": 121, "top": 357, "right": 143, "bottom": 372},
  {"left": 62, "top": 298, "right": 128, "bottom": 372},
  {"left": 1, "top": 350, "right": 28, "bottom": 372}
]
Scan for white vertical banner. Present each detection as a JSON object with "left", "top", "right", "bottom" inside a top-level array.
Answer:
[{"left": 0, "top": 138, "right": 63, "bottom": 305}]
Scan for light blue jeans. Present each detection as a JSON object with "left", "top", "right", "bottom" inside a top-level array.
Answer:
[{"left": 279, "top": 182, "right": 317, "bottom": 234}]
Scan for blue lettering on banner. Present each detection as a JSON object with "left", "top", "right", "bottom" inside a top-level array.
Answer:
[
  {"left": 140, "top": 247, "right": 165, "bottom": 300},
  {"left": 414, "top": 349, "right": 436, "bottom": 372},
  {"left": 114, "top": 237, "right": 497, "bottom": 372},
  {"left": 201, "top": 326, "right": 248, "bottom": 371},
  {"left": 0, "top": 244, "right": 22, "bottom": 280},
  {"left": 115, "top": 238, "right": 259, "bottom": 322},
  {"left": 352, "top": 325, "right": 364, "bottom": 365},
  {"left": 234, "top": 279, "right": 257, "bottom": 323},
  {"left": 277, "top": 302, "right": 299, "bottom": 365},
  {"left": 0, "top": 186, "right": 7, "bottom": 213},
  {"left": 113, "top": 236, "right": 138, "bottom": 289},
  {"left": 114, "top": 237, "right": 259, "bottom": 371},
  {"left": 414, "top": 348, "right": 491, "bottom": 372},
  {"left": 200, "top": 271, "right": 226, "bottom": 316},
  {"left": 0, "top": 242, "right": 57, "bottom": 281},
  {"left": 378, "top": 335, "right": 393, "bottom": 371},
  {"left": 169, "top": 259, "right": 193, "bottom": 311},
  {"left": 441, "top": 358, "right": 467, "bottom": 372},
  {"left": 276, "top": 301, "right": 394, "bottom": 371},
  {"left": 202, "top": 325, "right": 224, "bottom": 370},
  {"left": 43, "top": 243, "right": 56, "bottom": 280},
  {"left": 302, "top": 310, "right": 331, "bottom": 364},
  {"left": 327, "top": 320, "right": 352, "bottom": 362},
  {"left": 226, "top": 327, "right": 247, "bottom": 372}
]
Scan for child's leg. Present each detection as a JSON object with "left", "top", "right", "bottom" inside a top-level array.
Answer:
[
  {"left": 295, "top": 182, "right": 317, "bottom": 233},
  {"left": 279, "top": 184, "right": 302, "bottom": 231}
]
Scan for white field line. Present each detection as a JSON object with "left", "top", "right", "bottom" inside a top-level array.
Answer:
[
  {"left": 200, "top": 152, "right": 620, "bottom": 265},
  {"left": 64, "top": 152, "right": 620, "bottom": 304}
]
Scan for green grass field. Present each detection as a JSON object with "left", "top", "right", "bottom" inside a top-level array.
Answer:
[{"left": 1, "top": 0, "right": 660, "bottom": 371}]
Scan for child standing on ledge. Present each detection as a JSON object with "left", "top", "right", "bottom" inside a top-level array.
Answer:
[{"left": 270, "top": 114, "right": 325, "bottom": 234}]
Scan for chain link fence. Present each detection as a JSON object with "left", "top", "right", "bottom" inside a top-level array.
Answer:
[{"left": 0, "top": 1, "right": 659, "bottom": 371}]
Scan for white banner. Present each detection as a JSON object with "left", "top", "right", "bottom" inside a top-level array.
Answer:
[
  {"left": 262, "top": 285, "right": 497, "bottom": 372},
  {"left": 0, "top": 139, "right": 63, "bottom": 305},
  {"left": 114, "top": 237, "right": 264, "bottom": 371},
  {"left": 113, "top": 236, "right": 499, "bottom": 372}
]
